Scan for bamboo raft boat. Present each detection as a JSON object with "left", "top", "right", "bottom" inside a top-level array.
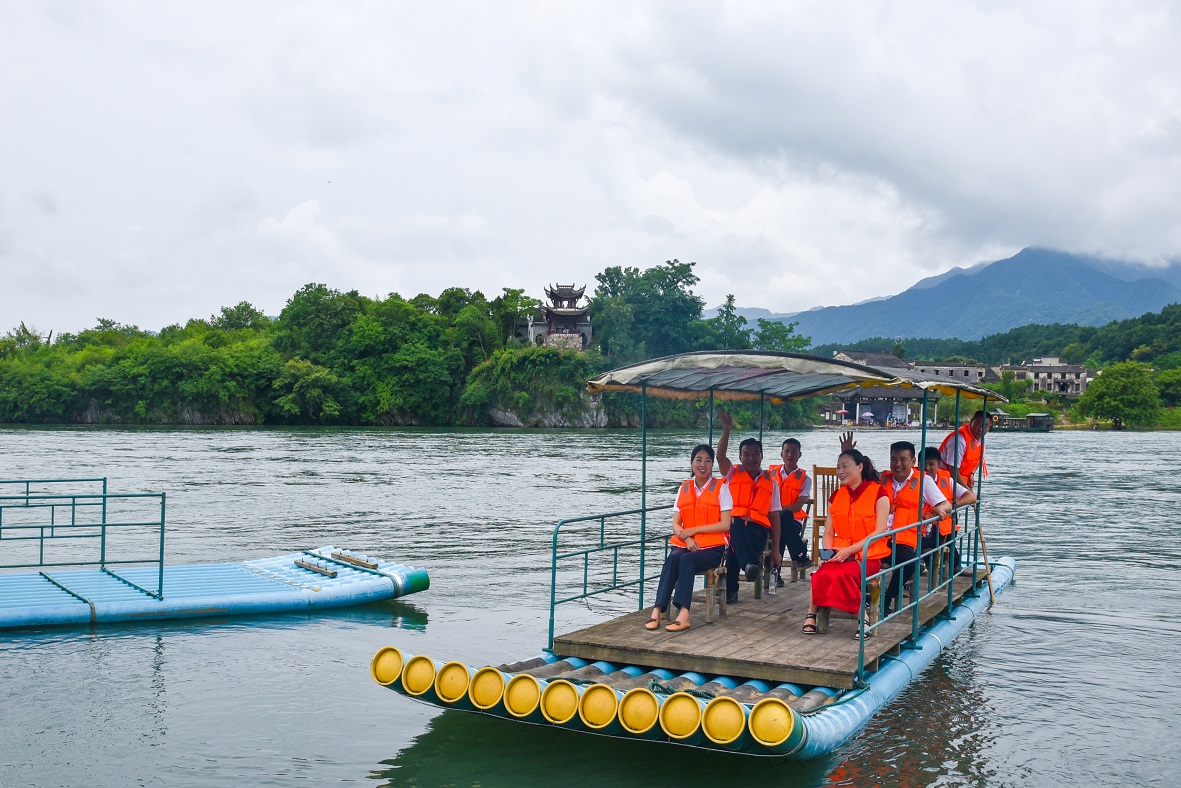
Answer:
[{"left": 371, "top": 351, "right": 1012, "bottom": 758}]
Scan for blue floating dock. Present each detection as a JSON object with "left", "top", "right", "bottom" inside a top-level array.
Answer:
[{"left": 0, "top": 547, "right": 429, "bottom": 630}]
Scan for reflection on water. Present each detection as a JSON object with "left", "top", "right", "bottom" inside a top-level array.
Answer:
[{"left": 1, "top": 426, "right": 1180, "bottom": 786}]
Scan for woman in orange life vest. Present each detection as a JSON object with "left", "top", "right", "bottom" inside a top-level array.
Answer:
[
  {"left": 802, "top": 449, "right": 889, "bottom": 637},
  {"left": 646, "top": 444, "right": 732, "bottom": 633},
  {"left": 921, "top": 446, "right": 977, "bottom": 574}
]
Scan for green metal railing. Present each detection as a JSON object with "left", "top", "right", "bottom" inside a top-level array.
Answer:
[
  {"left": 0, "top": 478, "right": 167, "bottom": 600},
  {"left": 546, "top": 503, "right": 674, "bottom": 650}
]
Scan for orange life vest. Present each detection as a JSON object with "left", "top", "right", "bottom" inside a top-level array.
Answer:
[
  {"left": 673, "top": 479, "right": 728, "bottom": 549},
  {"left": 882, "top": 470, "right": 923, "bottom": 548},
  {"left": 923, "top": 470, "right": 957, "bottom": 537},
  {"left": 829, "top": 482, "right": 890, "bottom": 561},
  {"left": 940, "top": 424, "right": 988, "bottom": 480},
  {"left": 768, "top": 464, "right": 808, "bottom": 523},
  {"left": 728, "top": 468, "right": 775, "bottom": 528}
]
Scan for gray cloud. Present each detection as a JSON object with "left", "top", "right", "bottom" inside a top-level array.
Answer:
[{"left": 0, "top": 1, "right": 1177, "bottom": 334}]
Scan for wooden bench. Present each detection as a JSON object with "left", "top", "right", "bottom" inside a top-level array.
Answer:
[{"left": 815, "top": 579, "right": 881, "bottom": 637}]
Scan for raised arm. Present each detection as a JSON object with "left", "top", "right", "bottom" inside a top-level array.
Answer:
[
  {"left": 839, "top": 431, "right": 857, "bottom": 452},
  {"left": 716, "top": 410, "right": 734, "bottom": 476}
]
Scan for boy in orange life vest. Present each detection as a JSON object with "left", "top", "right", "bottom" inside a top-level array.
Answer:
[
  {"left": 921, "top": 446, "right": 977, "bottom": 573},
  {"left": 939, "top": 410, "right": 989, "bottom": 489},
  {"left": 717, "top": 410, "right": 783, "bottom": 605},
  {"left": 768, "top": 438, "right": 812, "bottom": 574},
  {"left": 881, "top": 440, "right": 951, "bottom": 616}
]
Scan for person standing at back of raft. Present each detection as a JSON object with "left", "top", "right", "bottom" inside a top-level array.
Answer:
[
  {"left": 802, "top": 449, "right": 889, "bottom": 637},
  {"left": 940, "top": 410, "right": 990, "bottom": 489},
  {"left": 768, "top": 438, "right": 813, "bottom": 577},
  {"left": 881, "top": 441, "right": 951, "bottom": 615},
  {"left": 716, "top": 410, "right": 782, "bottom": 605},
  {"left": 647, "top": 443, "right": 732, "bottom": 633}
]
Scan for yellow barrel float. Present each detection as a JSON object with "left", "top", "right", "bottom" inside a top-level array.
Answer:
[
  {"left": 504, "top": 673, "right": 547, "bottom": 721},
  {"left": 401, "top": 655, "right": 445, "bottom": 703},
  {"left": 658, "top": 692, "right": 708, "bottom": 744},
  {"left": 370, "top": 646, "right": 407, "bottom": 691},
  {"left": 748, "top": 696, "right": 806, "bottom": 755},
  {"left": 434, "top": 661, "right": 476, "bottom": 709},
  {"left": 467, "top": 666, "right": 509, "bottom": 712}
]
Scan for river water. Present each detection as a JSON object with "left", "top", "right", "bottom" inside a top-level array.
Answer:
[{"left": 0, "top": 426, "right": 1177, "bottom": 787}]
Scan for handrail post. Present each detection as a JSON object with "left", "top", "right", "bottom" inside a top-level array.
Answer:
[
  {"left": 639, "top": 384, "right": 647, "bottom": 610},
  {"left": 913, "top": 389, "right": 929, "bottom": 637},
  {"left": 157, "top": 493, "right": 166, "bottom": 600},
  {"left": 547, "top": 519, "right": 564, "bottom": 651},
  {"left": 100, "top": 478, "right": 108, "bottom": 568}
]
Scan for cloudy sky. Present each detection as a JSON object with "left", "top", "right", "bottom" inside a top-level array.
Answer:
[{"left": 2, "top": 1, "right": 1179, "bottom": 334}]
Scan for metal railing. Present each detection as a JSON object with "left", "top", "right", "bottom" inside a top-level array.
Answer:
[
  {"left": 854, "top": 502, "right": 986, "bottom": 678},
  {"left": 546, "top": 503, "right": 674, "bottom": 650},
  {"left": 0, "top": 478, "right": 167, "bottom": 600}
]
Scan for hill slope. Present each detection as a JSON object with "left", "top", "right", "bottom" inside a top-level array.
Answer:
[{"left": 783, "top": 248, "right": 1181, "bottom": 345}]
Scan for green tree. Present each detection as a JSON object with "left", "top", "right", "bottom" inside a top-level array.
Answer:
[
  {"left": 891, "top": 340, "right": 906, "bottom": 360},
  {"left": 588, "top": 259, "right": 705, "bottom": 359},
  {"left": 753, "top": 319, "right": 811, "bottom": 353},
  {"left": 212, "top": 301, "right": 271, "bottom": 331},
  {"left": 490, "top": 287, "right": 542, "bottom": 344},
  {"left": 1155, "top": 367, "right": 1181, "bottom": 408},
  {"left": 272, "top": 283, "right": 366, "bottom": 364},
  {"left": 1076, "top": 361, "right": 1161, "bottom": 428},
  {"left": 708, "top": 294, "right": 752, "bottom": 350}
]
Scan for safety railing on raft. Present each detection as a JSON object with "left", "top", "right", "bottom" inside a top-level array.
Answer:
[
  {"left": 0, "top": 478, "right": 167, "bottom": 600},
  {"left": 851, "top": 503, "right": 986, "bottom": 679},
  {"left": 547, "top": 503, "right": 674, "bottom": 651}
]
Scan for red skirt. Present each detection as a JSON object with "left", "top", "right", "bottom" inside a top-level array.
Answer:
[{"left": 811, "top": 558, "right": 881, "bottom": 615}]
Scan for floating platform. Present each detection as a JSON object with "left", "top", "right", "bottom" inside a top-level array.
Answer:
[
  {"left": 0, "top": 547, "right": 429, "bottom": 630},
  {"left": 371, "top": 558, "right": 1015, "bottom": 758}
]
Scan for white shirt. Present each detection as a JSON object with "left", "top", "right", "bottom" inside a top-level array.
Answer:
[
  {"left": 885, "top": 468, "right": 947, "bottom": 527},
  {"left": 724, "top": 466, "right": 782, "bottom": 512},
  {"left": 940, "top": 430, "right": 981, "bottom": 470},
  {"left": 688, "top": 477, "right": 733, "bottom": 511}
]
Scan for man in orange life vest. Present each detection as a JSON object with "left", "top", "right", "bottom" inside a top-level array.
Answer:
[
  {"left": 717, "top": 411, "right": 783, "bottom": 605},
  {"left": 768, "top": 438, "right": 813, "bottom": 577},
  {"left": 920, "top": 446, "right": 977, "bottom": 573},
  {"left": 881, "top": 440, "right": 951, "bottom": 616},
  {"left": 939, "top": 410, "right": 989, "bottom": 489}
]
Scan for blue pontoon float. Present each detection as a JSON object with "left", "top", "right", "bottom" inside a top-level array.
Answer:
[{"left": 0, "top": 478, "right": 428, "bottom": 630}]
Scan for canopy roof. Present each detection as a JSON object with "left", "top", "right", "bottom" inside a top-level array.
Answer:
[{"left": 585, "top": 351, "right": 1005, "bottom": 403}]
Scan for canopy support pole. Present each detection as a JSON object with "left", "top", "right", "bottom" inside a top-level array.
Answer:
[
  {"left": 708, "top": 389, "right": 715, "bottom": 444},
  {"left": 639, "top": 384, "right": 648, "bottom": 610},
  {"left": 759, "top": 394, "right": 765, "bottom": 443},
  {"left": 976, "top": 396, "right": 996, "bottom": 607}
]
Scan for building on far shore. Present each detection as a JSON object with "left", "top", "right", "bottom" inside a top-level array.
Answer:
[
  {"left": 1000, "top": 357, "right": 1093, "bottom": 396},
  {"left": 527, "top": 284, "right": 593, "bottom": 350}
]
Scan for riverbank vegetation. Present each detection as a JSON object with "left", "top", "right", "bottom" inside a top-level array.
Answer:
[{"left": 3, "top": 263, "right": 1178, "bottom": 428}]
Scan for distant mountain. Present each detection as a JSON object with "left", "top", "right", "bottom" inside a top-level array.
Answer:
[{"left": 772, "top": 247, "right": 1181, "bottom": 345}]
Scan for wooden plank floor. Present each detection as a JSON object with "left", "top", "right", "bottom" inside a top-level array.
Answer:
[{"left": 552, "top": 571, "right": 983, "bottom": 689}]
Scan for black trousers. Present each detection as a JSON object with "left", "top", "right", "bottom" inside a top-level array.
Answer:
[
  {"left": 778, "top": 516, "right": 808, "bottom": 563},
  {"left": 726, "top": 519, "right": 770, "bottom": 594},
  {"left": 654, "top": 545, "right": 726, "bottom": 611},
  {"left": 884, "top": 543, "right": 919, "bottom": 614}
]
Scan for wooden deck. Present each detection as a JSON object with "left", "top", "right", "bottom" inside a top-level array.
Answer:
[{"left": 552, "top": 571, "right": 983, "bottom": 689}]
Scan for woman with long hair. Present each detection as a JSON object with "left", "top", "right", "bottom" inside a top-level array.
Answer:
[
  {"left": 802, "top": 449, "right": 890, "bottom": 638},
  {"left": 646, "top": 444, "right": 732, "bottom": 633}
]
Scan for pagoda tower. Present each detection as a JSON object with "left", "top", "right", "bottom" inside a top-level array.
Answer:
[{"left": 528, "top": 284, "right": 592, "bottom": 349}]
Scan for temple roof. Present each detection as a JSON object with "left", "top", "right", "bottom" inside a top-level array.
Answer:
[{"left": 545, "top": 284, "right": 586, "bottom": 300}]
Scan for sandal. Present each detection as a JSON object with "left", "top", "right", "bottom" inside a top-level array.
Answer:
[
  {"left": 802, "top": 613, "right": 818, "bottom": 635},
  {"left": 665, "top": 620, "right": 691, "bottom": 632},
  {"left": 645, "top": 618, "right": 660, "bottom": 631},
  {"left": 853, "top": 615, "right": 871, "bottom": 640}
]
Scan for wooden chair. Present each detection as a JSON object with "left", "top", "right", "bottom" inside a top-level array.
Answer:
[
  {"left": 810, "top": 465, "right": 840, "bottom": 564},
  {"left": 815, "top": 582, "right": 880, "bottom": 637}
]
